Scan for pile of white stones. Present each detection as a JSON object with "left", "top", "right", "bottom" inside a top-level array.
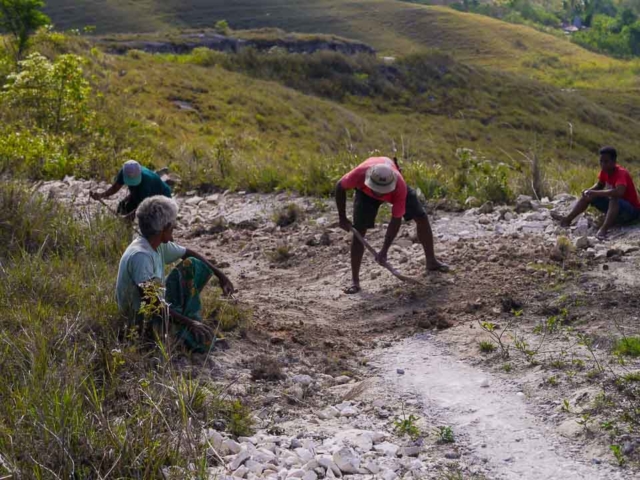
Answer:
[{"left": 203, "top": 417, "right": 428, "bottom": 480}]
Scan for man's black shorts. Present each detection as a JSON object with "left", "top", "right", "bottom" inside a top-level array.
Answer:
[{"left": 353, "top": 187, "right": 427, "bottom": 231}]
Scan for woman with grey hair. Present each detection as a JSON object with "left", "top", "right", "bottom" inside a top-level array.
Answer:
[{"left": 116, "top": 195, "right": 234, "bottom": 351}]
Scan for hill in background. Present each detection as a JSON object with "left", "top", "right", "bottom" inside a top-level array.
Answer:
[{"left": 21, "top": 0, "right": 640, "bottom": 200}]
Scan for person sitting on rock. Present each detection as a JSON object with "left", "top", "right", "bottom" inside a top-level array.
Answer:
[
  {"left": 90, "top": 160, "right": 172, "bottom": 218},
  {"left": 335, "top": 156, "right": 449, "bottom": 294},
  {"left": 554, "top": 146, "right": 640, "bottom": 239},
  {"left": 116, "top": 195, "right": 235, "bottom": 351}
]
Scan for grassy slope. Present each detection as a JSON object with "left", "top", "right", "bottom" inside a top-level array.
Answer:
[
  {"left": 42, "top": 0, "right": 640, "bottom": 193},
  {"left": 46, "top": 0, "right": 639, "bottom": 88},
  {"left": 100, "top": 49, "right": 640, "bottom": 197}
]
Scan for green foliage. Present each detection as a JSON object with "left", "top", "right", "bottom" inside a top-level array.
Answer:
[
  {"left": 225, "top": 400, "right": 254, "bottom": 437},
  {"left": 436, "top": 425, "right": 455, "bottom": 443},
  {"left": 574, "top": 15, "right": 633, "bottom": 57},
  {"left": 612, "top": 336, "right": 640, "bottom": 357},
  {"left": 2, "top": 52, "right": 93, "bottom": 132},
  {"left": 0, "top": 0, "right": 50, "bottom": 59},
  {"left": 453, "top": 148, "right": 513, "bottom": 204},
  {"left": 610, "top": 444, "right": 626, "bottom": 465},
  {"left": 205, "top": 293, "right": 252, "bottom": 332},
  {"left": 394, "top": 413, "right": 421, "bottom": 440},
  {"left": 214, "top": 19, "right": 230, "bottom": 35},
  {"left": 479, "top": 340, "right": 497, "bottom": 353},
  {"left": 622, "top": 371, "right": 640, "bottom": 382},
  {"left": 451, "top": 0, "right": 560, "bottom": 28}
]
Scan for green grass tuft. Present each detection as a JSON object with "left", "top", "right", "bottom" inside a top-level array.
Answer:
[
  {"left": 479, "top": 341, "right": 497, "bottom": 353},
  {"left": 613, "top": 336, "right": 640, "bottom": 358}
]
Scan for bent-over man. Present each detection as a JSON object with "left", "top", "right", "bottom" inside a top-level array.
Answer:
[
  {"left": 91, "top": 160, "right": 171, "bottom": 218},
  {"left": 116, "top": 196, "right": 234, "bottom": 351},
  {"left": 555, "top": 147, "right": 640, "bottom": 239},
  {"left": 335, "top": 156, "right": 448, "bottom": 294}
]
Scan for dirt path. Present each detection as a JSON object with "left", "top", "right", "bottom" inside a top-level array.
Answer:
[{"left": 375, "top": 335, "right": 626, "bottom": 480}]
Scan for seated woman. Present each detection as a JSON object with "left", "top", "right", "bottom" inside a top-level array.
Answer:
[{"left": 115, "top": 195, "right": 234, "bottom": 351}]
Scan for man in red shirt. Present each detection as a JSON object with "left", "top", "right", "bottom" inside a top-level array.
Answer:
[
  {"left": 555, "top": 147, "right": 640, "bottom": 238},
  {"left": 335, "top": 157, "right": 448, "bottom": 294}
]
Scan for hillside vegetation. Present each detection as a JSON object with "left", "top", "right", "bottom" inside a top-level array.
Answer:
[
  {"left": 45, "top": 0, "right": 640, "bottom": 88},
  {"left": 0, "top": 26, "right": 638, "bottom": 200}
]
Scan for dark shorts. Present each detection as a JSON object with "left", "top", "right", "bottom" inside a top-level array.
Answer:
[
  {"left": 591, "top": 197, "right": 640, "bottom": 224},
  {"left": 353, "top": 187, "right": 426, "bottom": 231},
  {"left": 117, "top": 197, "right": 141, "bottom": 216}
]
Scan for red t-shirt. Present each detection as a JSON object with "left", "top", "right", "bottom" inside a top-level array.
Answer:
[
  {"left": 339, "top": 157, "right": 408, "bottom": 218},
  {"left": 598, "top": 165, "right": 640, "bottom": 209}
]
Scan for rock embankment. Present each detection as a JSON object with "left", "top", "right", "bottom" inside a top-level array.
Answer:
[{"left": 101, "top": 31, "right": 376, "bottom": 56}]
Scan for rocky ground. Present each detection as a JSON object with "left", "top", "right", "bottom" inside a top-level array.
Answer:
[{"left": 36, "top": 177, "right": 640, "bottom": 479}]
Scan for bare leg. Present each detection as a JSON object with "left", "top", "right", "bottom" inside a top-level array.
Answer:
[
  {"left": 559, "top": 196, "right": 591, "bottom": 227},
  {"left": 597, "top": 198, "right": 619, "bottom": 238},
  {"left": 346, "top": 227, "right": 367, "bottom": 294},
  {"left": 415, "top": 216, "right": 448, "bottom": 271}
]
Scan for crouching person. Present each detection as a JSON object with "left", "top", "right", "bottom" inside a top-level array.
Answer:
[{"left": 116, "top": 196, "right": 234, "bottom": 351}]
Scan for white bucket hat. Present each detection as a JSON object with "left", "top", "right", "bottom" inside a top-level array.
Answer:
[{"left": 365, "top": 163, "right": 398, "bottom": 194}]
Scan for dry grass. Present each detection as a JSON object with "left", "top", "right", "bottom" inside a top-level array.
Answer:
[{"left": 250, "top": 355, "right": 286, "bottom": 382}]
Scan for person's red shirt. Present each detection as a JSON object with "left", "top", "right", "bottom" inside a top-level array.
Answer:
[
  {"left": 598, "top": 165, "right": 640, "bottom": 209},
  {"left": 339, "top": 157, "right": 408, "bottom": 218}
]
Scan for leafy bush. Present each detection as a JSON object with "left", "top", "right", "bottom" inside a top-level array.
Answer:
[
  {"left": 403, "top": 161, "right": 448, "bottom": 200},
  {"left": 214, "top": 19, "right": 230, "bottom": 35},
  {"left": 274, "top": 203, "right": 303, "bottom": 227},
  {"left": 453, "top": 148, "right": 513, "bottom": 204},
  {"left": 1, "top": 52, "right": 93, "bottom": 132}
]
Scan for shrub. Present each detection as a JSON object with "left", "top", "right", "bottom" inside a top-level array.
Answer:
[
  {"left": 613, "top": 336, "right": 640, "bottom": 357},
  {"left": 250, "top": 354, "right": 285, "bottom": 381},
  {"left": 225, "top": 400, "right": 254, "bottom": 437},
  {"left": 1, "top": 52, "right": 93, "bottom": 133},
  {"left": 214, "top": 19, "right": 230, "bottom": 35},
  {"left": 269, "top": 244, "right": 294, "bottom": 263},
  {"left": 274, "top": 203, "right": 303, "bottom": 227},
  {"left": 453, "top": 148, "right": 513, "bottom": 204}
]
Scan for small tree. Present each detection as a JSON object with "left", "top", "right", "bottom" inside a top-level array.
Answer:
[
  {"left": 0, "top": 0, "right": 50, "bottom": 60},
  {"left": 2, "top": 52, "right": 93, "bottom": 133},
  {"left": 214, "top": 19, "right": 230, "bottom": 35}
]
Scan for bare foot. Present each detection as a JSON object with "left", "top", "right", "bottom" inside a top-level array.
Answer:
[
  {"left": 427, "top": 260, "right": 450, "bottom": 273},
  {"left": 596, "top": 229, "right": 608, "bottom": 241},
  {"left": 344, "top": 284, "right": 361, "bottom": 294},
  {"left": 550, "top": 211, "right": 571, "bottom": 227}
]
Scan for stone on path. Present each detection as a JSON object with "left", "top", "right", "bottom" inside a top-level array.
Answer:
[
  {"left": 374, "top": 442, "right": 400, "bottom": 457},
  {"left": 333, "top": 447, "right": 360, "bottom": 474}
]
